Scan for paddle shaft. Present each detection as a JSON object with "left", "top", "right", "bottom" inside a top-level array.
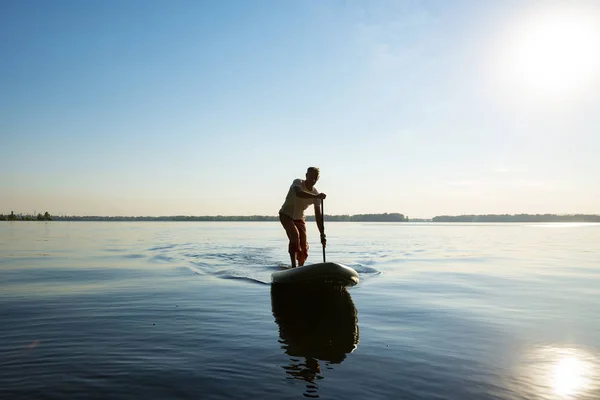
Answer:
[{"left": 321, "top": 198, "right": 326, "bottom": 263}]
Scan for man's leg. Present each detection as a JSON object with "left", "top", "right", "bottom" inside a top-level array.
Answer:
[
  {"left": 279, "top": 213, "right": 300, "bottom": 268},
  {"left": 294, "top": 219, "right": 309, "bottom": 266}
]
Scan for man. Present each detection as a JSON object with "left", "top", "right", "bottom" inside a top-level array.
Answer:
[{"left": 279, "top": 167, "right": 327, "bottom": 268}]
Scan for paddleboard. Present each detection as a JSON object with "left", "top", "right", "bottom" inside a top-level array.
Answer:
[{"left": 271, "top": 262, "right": 359, "bottom": 286}]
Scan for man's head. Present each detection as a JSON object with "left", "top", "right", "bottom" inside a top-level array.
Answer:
[{"left": 305, "top": 167, "right": 320, "bottom": 189}]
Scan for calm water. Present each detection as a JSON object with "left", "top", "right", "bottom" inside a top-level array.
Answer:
[{"left": 1, "top": 221, "right": 599, "bottom": 399}]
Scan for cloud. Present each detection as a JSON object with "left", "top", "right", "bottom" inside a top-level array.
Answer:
[
  {"left": 514, "top": 179, "right": 547, "bottom": 188},
  {"left": 354, "top": 2, "right": 439, "bottom": 71},
  {"left": 447, "top": 180, "right": 479, "bottom": 186},
  {"left": 445, "top": 178, "right": 551, "bottom": 190}
]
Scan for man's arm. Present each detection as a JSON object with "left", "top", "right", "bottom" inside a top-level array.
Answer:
[{"left": 293, "top": 186, "right": 325, "bottom": 199}]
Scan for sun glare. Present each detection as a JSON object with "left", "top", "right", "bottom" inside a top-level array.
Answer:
[
  {"left": 515, "top": 346, "right": 598, "bottom": 399},
  {"left": 501, "top": 6, "right": 600, "bottom": 98},
  {"left": 552, "top": 355, "right": 589, "bottom": 397}
]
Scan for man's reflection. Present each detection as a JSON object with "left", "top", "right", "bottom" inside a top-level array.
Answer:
[{"left": 271, "top": 283, "right": 359, "bottom": 397}]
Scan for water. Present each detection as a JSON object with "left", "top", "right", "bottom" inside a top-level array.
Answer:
[{"left": 1, "top": 221, "right": 599, "bottom": 399}]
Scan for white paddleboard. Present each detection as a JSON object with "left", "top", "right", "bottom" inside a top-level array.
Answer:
[{"left": 271, "top": 262, "right": 359, "bottom": 286}]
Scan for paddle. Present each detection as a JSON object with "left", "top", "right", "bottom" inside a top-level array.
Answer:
[{"left": 321, "top": 198, "right": 326, "bottom": 263}]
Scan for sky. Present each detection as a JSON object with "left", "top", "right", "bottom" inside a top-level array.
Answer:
[{"left": 2, "top": 0, "right": 600, "bottom": 218}]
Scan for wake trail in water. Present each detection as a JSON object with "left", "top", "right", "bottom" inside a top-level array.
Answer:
[
  {"left": 150, "top": 243, "right": 282, "bottom": 285},
  {"left": 148, "top": 241, "right": 383, "bottom": 286}
]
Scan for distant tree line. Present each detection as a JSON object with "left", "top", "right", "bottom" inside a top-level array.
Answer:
[
  {"left": 431, "top": 214, "right": 600, "bottom": 222},
  {"left": 5, "top": 212, "right": 599, "bottom": 223},
  {"left": 12, "top": 212, "right": 409, "bottom": 222},
  {"left": 307, "top": 213, "right": 408, "bottom": 222},
  {"left": 53, "top": 215, "right": 280, "bottom": 222},
  {"left": 0, "top": 211, "right": 52, "bottom": 221}
]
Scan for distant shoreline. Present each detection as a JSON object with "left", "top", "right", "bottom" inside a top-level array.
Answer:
[
  {"left": 2, "top": 213, "right": 600, "bottom": 222},
  {"left": 431, "top": 214, "right": 600, "bottom": 222}
]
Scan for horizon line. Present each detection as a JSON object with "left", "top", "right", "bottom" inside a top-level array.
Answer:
[{"left": 4, "top": 212, "right": 600, "bottom": 219}]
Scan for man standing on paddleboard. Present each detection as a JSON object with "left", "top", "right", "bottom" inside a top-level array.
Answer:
[{"left": 279, "top": 167, "right": 327, "bottom": 268}]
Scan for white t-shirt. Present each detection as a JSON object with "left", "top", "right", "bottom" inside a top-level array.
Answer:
[{"left": 279, "top": 179, "right": 319, "bottom": 220}]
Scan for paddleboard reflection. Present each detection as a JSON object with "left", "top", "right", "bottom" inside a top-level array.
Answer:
[{"left": 271, "top": 283, "right": 359, "bottom": 398}]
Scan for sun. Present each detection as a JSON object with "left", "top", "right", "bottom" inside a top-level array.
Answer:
[{"left": 501, "top": 6, "right": 600, "bottom": 98}]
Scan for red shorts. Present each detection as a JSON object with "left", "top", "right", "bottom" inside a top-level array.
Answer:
[{"left": 279, "top": 212, "right": 309, "bottom": 265}]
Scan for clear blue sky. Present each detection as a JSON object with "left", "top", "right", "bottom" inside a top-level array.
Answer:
[{"left": 2, "top": 0, "right": 600, "bottom": 217}]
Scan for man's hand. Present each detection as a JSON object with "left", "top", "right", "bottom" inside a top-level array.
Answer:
[
  {"left": 317, "top": 193, "right": 327, "bottom": 200},
  {"left": 320, "top": 233, "right": 327, "bottom": 247}
]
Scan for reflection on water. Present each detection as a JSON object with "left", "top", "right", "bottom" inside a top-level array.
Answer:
[
  {"left": 271, "top": 283, "right": 359, "bottom": 398},
  {"left": 512, "top": 345, "right": 599, "bottom": 399}
]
